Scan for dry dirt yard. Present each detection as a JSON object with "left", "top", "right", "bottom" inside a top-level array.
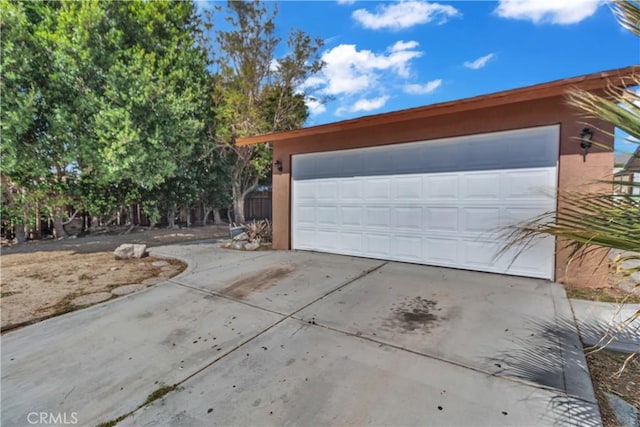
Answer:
[{"left": 1, "top": 225, "right": 229, "bottom": 331}]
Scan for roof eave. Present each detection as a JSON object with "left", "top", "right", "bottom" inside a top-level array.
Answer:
[{"left": 237, "top": 65, "right": 639, "bottom": 146}]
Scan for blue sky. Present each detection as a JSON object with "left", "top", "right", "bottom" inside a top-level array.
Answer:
[{"left": 203, "top": 1, "right": 638, "bottom": 151}]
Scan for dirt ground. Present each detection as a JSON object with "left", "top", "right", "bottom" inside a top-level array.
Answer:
[
  {"left": 0, "top": 225, "right": 229, "bottom": 331},
  {"left": 586, "top": 349, "right": 639, "bottom": 426}
]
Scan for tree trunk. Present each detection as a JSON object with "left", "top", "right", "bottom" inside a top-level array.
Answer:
[
  {"left": 51, "top": 207, "right": 68, "bottom": 238},
  {"left": 13, "top": 222, "right": 27, "bottom": 243},
  {"left": 35, "top": 204, "right": 41, "bottom": 234},
  {"left": 213, "top": 208, "right": 223, "bottom": 225},
  {"left": 167, "top": 204, "right": 177, "bottom": 229},
  {"left": 233, "top": 198, "right": 245, "bottom": 224},
  {"left": 185, "top": 203, "right": 191, "bottom": 227},
  {"left": 232, "top": 182, "right": 249, "bottom": 224},
  {"left": 201, "top": 203, "right": 212, "bottom": 226}
]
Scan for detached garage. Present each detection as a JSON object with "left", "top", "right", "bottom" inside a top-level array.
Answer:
[{"left": 238, "top": 67, "right": 637, "bottom": 288}]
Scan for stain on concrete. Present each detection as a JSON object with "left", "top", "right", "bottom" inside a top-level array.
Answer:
[
  {"left": 220, "top": 267, "right": 295, "bottom": 299},
  {"left": 384, "top": 296, "right": 439, "bottom": 332},
  {"left": 160, "top": 328, "right": 188, "bottom": 346}
]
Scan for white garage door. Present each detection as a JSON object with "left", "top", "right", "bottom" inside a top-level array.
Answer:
[{"left": 292, "top": 125, "right": 559, "bottom": 279}]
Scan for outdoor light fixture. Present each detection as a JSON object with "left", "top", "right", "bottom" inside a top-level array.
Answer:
[
  {"left": 580, "top": 127, "right": 594, "bottom": 162},
  {"left": 274, "top": 160, "right": 283, "bottom": 172}
]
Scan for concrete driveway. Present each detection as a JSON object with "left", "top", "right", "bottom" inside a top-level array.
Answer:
[{"left": 1, "top": 242, "right": 599, "bottom": 426}]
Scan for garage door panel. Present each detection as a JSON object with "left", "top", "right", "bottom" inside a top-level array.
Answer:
[
  {"left": 462, "top": 208, "right": 501, "bottom": 233},
  {"left": 296, "top": 206, "right": 316, "bottom": 225},
  {"left": 366, "top": 234, "right": 392, "bottom": 257},
  {"left": 502, "top": 207, "right": 547, "bottom": 226},
  {"left": 295, "top": 181, "right": 316, "bottom": 200},
  {"left": 393, "top": 207, "right": 423, "bottom": 230},
  {"left": 317, "top": 207, "right": 338, "bottom": 226},
  {"left": 423, "top": 238, "right": 459, "bottom": 265},
  {"left": 292, "top": 125, "right": 558, "bottom": 279},
  {"left": 393, "top": 235, "right": 422, "bottom": 261},
  {"left": 317, "top": 182, "right": 338, "bottom": 200},
  {"left": 425, "top": 207, "right": 459, "bottom": 232},
  {"left": 499, "top": 237, "right": 555, "bottom": 278},
  {"left": 365, "top": 207, "right": 391, "bottom": 227},
  {"left": 503, "top": 169, "right": 555, "bottom": 200},
  {"left": 340, "top": 180, "right": 362, "bottom": 201},
  {"left": 316, "top": 230, "right": 338, "bottom": 250},
  {"left": 294, "top": 229, "right": 316, "bottom": 249},
  {"left": 425, "top": 175, "right": 459, "bottom": 200},
  {"left": 341, "top": 206, "right": 363, "bottom": 226},
  {"left": 462, "top": 173, "right": 501, "bottom": 200},
  {"left": 461, "top": 240, "right": 501, "bottom": 269},
  {"left": 395, "top": 177, "right": 422, "bottom": 200},
  {"left": 365, "top": 179, "right": 391, "bottom": 200},
  {"left": 340, "top": 232, "right": 363, "bottom": 253}
]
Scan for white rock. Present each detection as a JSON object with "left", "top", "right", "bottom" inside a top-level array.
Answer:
[
  {"left": 232, "top": 232, "right": 249, "bottom": 241},
  {"left": 132, "top": 244, "right": 147, "bottom": 258},
  {"left": 114, "top": 243, "right": 147, "bottom": 259},
  {"left": 243, "top": 242, "right": 260, "bottom": 251},
  {"left": 114, "top": 244, "right": 134, "bottom": 260},
  {"left": 232, "top": 241, "right": 245, "bottom": 250}
]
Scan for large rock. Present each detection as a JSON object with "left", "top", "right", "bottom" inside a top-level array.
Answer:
[
  {"left": 132, "top": 244, "right": 147, "bottom": 258},
  {"left": 232, "top": 232, "right": 249, "bottom": 242},
  {"left": 114, "top": 244, "right": 147, "bottom": 260},
  {"left": 243, "top": 242, "right": 260, "bottom": 251}
]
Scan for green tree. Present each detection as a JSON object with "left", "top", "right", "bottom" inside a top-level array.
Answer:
[
  {"left": 1, "top": 0, "right": 217, "bottom": 237},
  {"left": 1, "top": 0, "right": 105, "bottom": 237},
  {"left": 213, "top": 0, "right": 322, "bottom": 223}
]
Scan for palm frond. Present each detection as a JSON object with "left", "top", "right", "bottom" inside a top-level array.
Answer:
[{"left": 612, "top": 0, "right": 640, "bottom": 36}]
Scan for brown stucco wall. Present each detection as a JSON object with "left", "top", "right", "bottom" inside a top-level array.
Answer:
[{"left": 271, "top": 95, "right": 614, "bottom": 287}]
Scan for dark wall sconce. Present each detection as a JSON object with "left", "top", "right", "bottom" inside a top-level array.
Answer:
[
  {"left": 274, "top": 160, "right": 283, "bottom": 172},
  {"left": 580, "top": 127, "right": 594, "bottom": 162}
]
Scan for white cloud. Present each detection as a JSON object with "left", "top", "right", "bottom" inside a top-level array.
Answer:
[
  {"left": 494, "top": 0, "right": 601, "bottom": 24},
  {"left": 390, "top": 40, "right": 419, "bottom": 52},
  {"left": 463, "top": 53, "right": 495, "bottom": 70},
  {"left": 403, "top": 79, "right": 442, "bottom": 94},
  {"left": 312, "top": 41, "right": 423, "bottom": 96},
  {"left": 337, "top": 0, "right": 356, "bottom": 4},
  {"left": 305, "top": 98, "right": 327, "bottom": 115},
  {"left": 352, "top": 0, "right": 460, "bottom": 30},
  {"left": 300, "top": 40, "right": 440, "bottom": 117},
  {"left": 337, "top": 96, "right": 391, "bottom": 115}
]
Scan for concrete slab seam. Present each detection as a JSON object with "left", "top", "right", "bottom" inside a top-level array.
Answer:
[
  {"left": 116, "top": 261, "right": 389, "bottom": 424},
  {"left": 167, "top": 279, "right": 289, "bottom": 318},
  {"left": 294, "top": 314, "right": 597, "bottom": 405},
  {"left": 167, "top": 259, "right": 389, "bottom": 319}
]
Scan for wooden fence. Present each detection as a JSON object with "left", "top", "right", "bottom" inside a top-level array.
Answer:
[{"left": 244, "top": 191, "right": 272, "bottom": 221}]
